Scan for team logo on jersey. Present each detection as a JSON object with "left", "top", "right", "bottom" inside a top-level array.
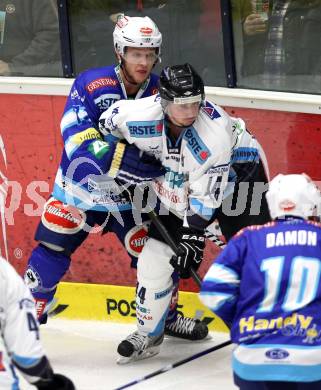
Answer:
[
  {"left": 71, "top": 128, "right": 102, "bottom": 145},
  {"left": 86, "top": 78, "right": 117, "bottom": 93},
  {"left": 103, "top": 107, "right": 119, "bottom": 132},
  {"left": 165, "top": 167, "right": 185, "bottom": 189},
  {"left": 206, "top": 165, "right": 229, "bottom": 175},
  {"left": 35, "top": 299, "right": 48, "bottom": 319},
  {"left": 24, "top": 267, "right": 41, "bottom": 291},
  {"left": 70, "top": 88, "right": 80, "bottom": 100},
  {"left": 94, "top": 93, "right": 120, "bottom": 111},
  {"left": 148, "top": 145, "right": 162, "bottom": 157},
  {"left": 124, "top": 222, "right": 150, "bottom": 257},
  {"left": 127, "top": 120, "right": 163, "bottom": 138},
  {"left": 183, "top": 128, "right": 211, "bottom": 164},
  {"left": 154, "top": 180, "right": 182, "bottom": 204},
  {"left": 232, "top": 119, "right": 245, "bottom": 135},
  {"left": 231, "top": 147, "right": 259, "bottom": 163},
  {"left": 202, "top": 101, "right": 221, "bottom": 120},
  {"left": 41, "top": 198, "right": 86, "bottom": 234},
  {"left": 88, "top": 140, "right": 110, "bottom": 159},
  {"left": 265, "top": 349, "right": 289, "bottom": 360}
]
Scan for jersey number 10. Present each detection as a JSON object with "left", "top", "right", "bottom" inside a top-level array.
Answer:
[{"left": 257, "top": 256, "right": 321, "bottom": 313}]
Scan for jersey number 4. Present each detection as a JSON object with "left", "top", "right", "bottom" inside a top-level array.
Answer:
[
  {"left": 27, "top": 312, "right": 40, "bottom": 340},
  {"left": 257, "top": 256, "right": 321, "bottom": 313}
]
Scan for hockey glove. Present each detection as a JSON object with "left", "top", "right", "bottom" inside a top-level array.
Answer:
[
  {"left": 35, "top": 373, "right": 75, "bottom": 390},
  {"left": 108, "top": 142, "right": 165, "bottom": 185},
  {"left": 170, "top": 227, "right": 206, "bottom": 279}
]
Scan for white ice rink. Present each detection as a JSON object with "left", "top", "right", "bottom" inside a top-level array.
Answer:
[{"left": 19, "top": 319, "right": 237, "bottom": 390}]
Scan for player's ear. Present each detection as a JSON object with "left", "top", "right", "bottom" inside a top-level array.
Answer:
[{"left": 114, "top": 51, "right": 121, "bottom": 64}]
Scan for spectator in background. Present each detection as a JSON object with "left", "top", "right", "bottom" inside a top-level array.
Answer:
[
  {"left": 232, "top": 0, "right": 321, "bottom": 91},
  {"left": 0, "top": 0, "right": 62, "bottom": 76},
  {"left": 69, "top": 0, "right": 208, "bottom": 80}
]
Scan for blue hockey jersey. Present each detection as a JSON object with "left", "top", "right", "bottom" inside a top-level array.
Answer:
[
  {"left": 52, "top": 65, "right": 159, "bottom": 211},
  {"left": 200, "top": 218, "right": 321, "bottom": 382}
]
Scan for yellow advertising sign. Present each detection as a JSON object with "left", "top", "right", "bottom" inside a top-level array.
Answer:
[{"left": 53, "top": 282, "right": 229, "bottom": 333}]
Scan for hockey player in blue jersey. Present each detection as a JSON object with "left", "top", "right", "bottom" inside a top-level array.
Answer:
[
  {"left": 200, "top": 173, "right": 321, "bottom": 390},
  {"left": 23, "top": 14, "right": 164, "bottom": 320},
  {"left": 23, "top": 15, "right": 207, "bottom": 343}
]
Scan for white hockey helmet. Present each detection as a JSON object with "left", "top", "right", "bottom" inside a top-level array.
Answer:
[
  {"left": 266, "top": 173, "right": 321, "bottom": 219},
  {"left": 113, "top": 15, "right": 162, "bottom": 58}
]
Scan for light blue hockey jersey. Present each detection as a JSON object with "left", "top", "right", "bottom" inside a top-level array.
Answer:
[
  {"left": 200, "top": 218, "right": 321, "bottom": 382},
  {"left": 52, "top": 65, "right": 159, "bottom": 211}
]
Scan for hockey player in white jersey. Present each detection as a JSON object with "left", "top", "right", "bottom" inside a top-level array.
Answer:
[
  {"left": 0, "top": 257, "right": 75, "bottom": 389},
  {"left": 99, "top": 63, "right": 270, "bottom": 362}
]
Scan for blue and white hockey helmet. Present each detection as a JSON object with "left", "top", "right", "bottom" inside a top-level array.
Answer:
[
  {"left": 266, "top": 173, "right": 321, "bottom": 219},
  {"left": 113, "top": 15, "right": 162, "bottom": 59}
]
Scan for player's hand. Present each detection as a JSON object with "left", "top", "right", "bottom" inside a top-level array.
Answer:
[
  {"left": 170, "top": 227, "right": 206, "bottom": 279},
  {"left": 243, "top": 14, "right": 267, "bottom": 36}
]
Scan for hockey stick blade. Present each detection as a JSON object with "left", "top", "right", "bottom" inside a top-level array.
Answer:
[{"left": 114, "top": 339, "right": 232, "bottom": 390}]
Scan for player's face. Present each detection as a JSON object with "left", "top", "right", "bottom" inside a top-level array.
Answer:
[
  {"left": 123, "top": 47, "right": 157, "bottom": 83},
  {"left": 166, "top": 102, "right": 200, "bottom": 127}
]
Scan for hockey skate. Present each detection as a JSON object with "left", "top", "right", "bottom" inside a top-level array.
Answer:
[
  {"left": 117, "top": 331, "right": 164, "bottom": 364},
  {"left": 165, "top": 315, "right": 208, "bottom": 340}
]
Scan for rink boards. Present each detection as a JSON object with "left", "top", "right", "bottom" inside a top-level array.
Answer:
[
  {"left": 0, "top": 85, "right": 320, "bottom": 292},
  {"left": 53, "top": 282, "right": 229, "bottom": 333}
]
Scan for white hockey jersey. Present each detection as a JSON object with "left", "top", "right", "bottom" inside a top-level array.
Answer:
[
  {"left": 0, "top": 258, "right": 46, "bottom": 389},
  {"left": 100, "top": 95, "right": 239, "bottom": 228}
]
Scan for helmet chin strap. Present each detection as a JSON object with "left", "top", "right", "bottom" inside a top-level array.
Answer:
[{"left": 120, "top": 59, "right": 140, "bottom": 86}]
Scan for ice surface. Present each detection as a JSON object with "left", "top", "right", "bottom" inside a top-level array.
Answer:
[{"left": 19, "top": 319, "right": 237, "bottom": 390}]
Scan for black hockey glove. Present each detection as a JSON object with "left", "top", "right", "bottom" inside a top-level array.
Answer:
[
  {"left": 35, "top": 373, "right": 75, "bottom": 390},
  {"left": 170, "top": 227, "right": 206, "bottom": 279},
  {"left": 108, "top": 142, "right": 165, "bottom": 185}
]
